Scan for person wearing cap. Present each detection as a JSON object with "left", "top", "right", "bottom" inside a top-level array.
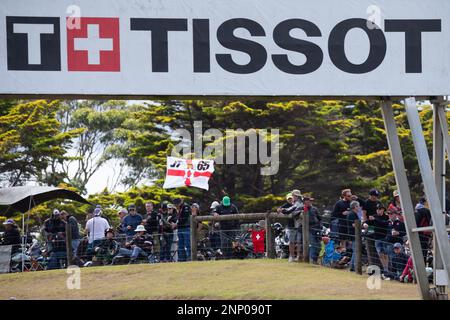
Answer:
[
  {"left": 278, "top": 190, "right": 303, "bottom": 262},
  {"left": 365, "top": 203, "right": 390, "bottom": 273},
  {"left": 173, "top": 198, "right": 192, "bottom": 262},
  {"left": 210, "top": 201, "right": 220, "bottom": 215},
  {"left": 159, "top": 203, "right": 178, "bottom": 262},
  {"left": 43, "top": 209, "right": 68, "bottom": 269},
  {"left": 85, "top": 207, "right": 110, "bottom": 247},
  {"left": 388, "top": 190, "right": 403, "bottom": 216},
  {"left": 117, "top": 208, "right": 128, "bottom": 237},
  {"left": 303, "top": 196, "right": 322, "bottom": 264},
  {"left": 362, "top": 188, "right": 382, "bottom": 223},
  {"left": 277, "top": 193, "right": 297, "bottom": 261},
  {"left": 1, "top": 219, "right": 21, "bottom": 253},
  {"left": 122, "top": 204, "right": 143, "bottom": 239},
  {"left": 346, "top": 200, "right": 361, "bottom": 272},
  {"left": 384, "top": 243, "right": 409, "bottom": 281},
  {"left": 331, "top": 189, "right": 352, "bottom": 248},
  {"left": 116, "top": 225, "right": 154, "bottom": 264},
  {"left": 142, "top": 202, "right": 161, "bottom": 259},
  {"left": 93, "top": 228, "right": 119, "bottom": 265},
  {"left": 215, "top": 196, "right": 239, "bottom": 259}
]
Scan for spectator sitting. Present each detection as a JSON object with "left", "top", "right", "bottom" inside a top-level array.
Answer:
[
  {"left": 93, "top": 228, "right": 119, "bottom": 265},
  {"left": 115, "top": 225, "right": 155, "bottom": 264},
  {"left": 331, "top": 246, "right": 351, "bottom": 269},
  {"left": 386, "top": 243, "right": 409, "bottom": 281},
  {"left": 399, "top": 256, "right": 415, "bottom": 283},
  {"left": 123, "top": 204, "right": 143, "bottom": 240}
]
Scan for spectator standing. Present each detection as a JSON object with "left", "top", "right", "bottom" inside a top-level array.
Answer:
[
  {"left": 388, "top": 190, "right": 403, "bottom": 216},
  {"left": 362, "top": 189, "right": 382, "bottom": 222},
  {"left": 44, "top": 209, "right": 67, "bottom": 270},
  {"left": 347, "top": 201, "right": 361, "bottom": 272},
  {"left": 143, "top": 202, "right": 160, "bottom": 260},
  {"left": 215, "top": 196, "right": 239, "bottom": 259},
  {"left": 1, "top": 219, "right": 21, "bottom": 254},
  {"left": 414, "top": 197, "right": 432, "bottom": 263},
  {"left": 303, "top": 197, "right": 322, "bottom": 264},
  {"left": 123, "top": 204, "right": 143, "bottom": 240},
  {"left": 60, "top": 210, "right": 81, "bottom": 257},
  {"left": 331, "top": 189, "right": 352, "bottom": 248},
  {"left": 370, "top": 204, "right": 390, "bottom": 274},
  {"left": 174, "top": 198, "right": 192, "bottom": 262},
  {"left": 117, "top": 208, "right": 128, "bottom": 238},
  {"left": 159, "top": 203, "right": 178, "bottom": 262},
  {"left": 210, "top": 201, "right": 220, "bottom": 215},
  {"left": 278, "top": 190, "right": 303, "bottom": 262},
  {"left": 85, "top": 207, "right": 110, "bottom": 249},
  {"left": 385, "top": 207, "right": 406, "bottom": 261}
]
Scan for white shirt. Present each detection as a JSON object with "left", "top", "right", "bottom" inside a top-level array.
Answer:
[{"left": 85, "top": 216, "right": 110, "bottom": 243}]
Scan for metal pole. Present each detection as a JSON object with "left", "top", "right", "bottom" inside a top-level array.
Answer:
[
  {"left": 355, "top": 220, "right": 362, "bottom": 275},
  {"left": 190, "top": 215, "right": 197, "bottom": 261},
  {"left": 380, "top": 100, "right": 430, "bottom": 299},
  {"left": 405, "top": 97, "right": 450, "bottom": 292},
  {"left": 432, "top": 100, "right": 447, "bottom": 297}
]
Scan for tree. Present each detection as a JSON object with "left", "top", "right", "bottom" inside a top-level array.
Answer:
[{"left": 0, "top": 100, "right": 82, "bottom": 187}]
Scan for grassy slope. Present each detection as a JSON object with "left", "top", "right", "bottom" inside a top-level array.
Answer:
[{"left": 0, "top": 259, "right": 419, "bottom": 300}]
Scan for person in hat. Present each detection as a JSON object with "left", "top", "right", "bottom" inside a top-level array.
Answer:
[
  {"left": 93, "top": 228, "right": 120, "bottom": 265},
  {"left": 215, "top": 196, "right": 239, "bottom": 259},
  {"left": 388, "top": 190, "right": 403, "bottom": 216},
  {"left": 85, "top": 207, "right": 110, "bottom": 249},
  {"left": 385, "top": 242, "right": 409, "bottom": 281},
  {"left": 385, "top": 204, "right": 406, "bottom": 261},
  {"left": 0, "top": 219, "right": 21, "bottom": 253},
  {"left": 366, "top": 203, "right": 390, "bottom": 273},
  {"left": 43, "top": 209, "right": 68, "bottom": 270},
  {"left": 362, "top": 188, "right": 382, "bottom": 223},
  {"left": 278, "top": 190, "right": 303, "bottom": 262},
  {"left": 122, "top": 204, "right": 143, "bottom": 240},
  {"left": 173, "top": 198, "right": 192, "bottom": 262},
  {"left": 116, "top": 208, "right": 128, "bottom": 238},
  {"left": 210, "top": 201, "right": 220, "bottom": 215},
  {"left": 116, "top": 225, "right": 155, "bottom": 264}
]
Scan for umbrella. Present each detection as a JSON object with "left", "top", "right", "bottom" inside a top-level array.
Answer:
[
  {"left": 0, "top": 186, "right": 91, "bottom": 215},
  {"left": 0, "top": 186, "right": 91, "bottom": 272}
]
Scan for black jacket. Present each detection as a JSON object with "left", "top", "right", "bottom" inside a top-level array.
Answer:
[
  {"left": 370, "top": 214, "right": 390, "bottom": 240},
  {"left": 346, "top": 210, "right": 359, "bottom": 240},
  {"left": 144, "top": 210, "right": 160, "bottom": 234},
  {"left": 43, "top": 218, "right": 67, "bottom": 252},
  {"left": 385, "top": 219, "right": 406, "bottom": 243},
  {"left": 216, "top": 204, "right": 239, "bottom": 230},
  {"left": 1, "top": 227, "right": 21, "bottom": 252},
  {"left": 331, "top": 199, "right": 350, "bottom": 220},
  {"left": 280, "top": 202, "right": 295, "bottom": 228},
  {"left": 390, "top": 252, "right": 409, "bottom": 279},
  {"left": 67, "top": 215, "right": 80, "bottom": 239},
  {"left": 304, "top": 205, "right": 322, "bottom": 230},
  {"left": 129, "top": 233, "right": 153, "bottom": 254},
  {"left": 177, "top": 203, "right": 191, "bottom": 229},
  {"left": 160, "top": 212, "right": 178, "bottom": 234}
]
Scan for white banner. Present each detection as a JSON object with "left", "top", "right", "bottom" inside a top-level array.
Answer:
[
  {"left": 1, "top": 0, "right": 450, "bottom": 96},
  {"left": 163, "top": 157, "right": 214, "bottom": 190},
  {"left": 0, "top": 245, "right": 12, "bottom": 274}
]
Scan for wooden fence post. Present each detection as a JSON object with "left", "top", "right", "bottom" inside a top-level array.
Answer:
[
  {"left": 354, "top": 220, "right": 362, "bottom": 275},
  {"left": 265, "top": 214, "right": 275, "bottom": 258},
  {"left": 190, "top": 215, "right": 198, "bottom": 261},
  {"left": 65, "top": 222, "right": 73, "bottom": 266},
  {"left": 302, "top": 212, "right": 309, "bottom": 263}
]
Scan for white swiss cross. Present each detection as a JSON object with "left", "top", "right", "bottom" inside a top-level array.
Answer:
[
  {"left": 74, "top": 24, "right": 113, "bottom": 65},
  {"left": 256, "top": 234, "right": 261, "bottom": 240}
]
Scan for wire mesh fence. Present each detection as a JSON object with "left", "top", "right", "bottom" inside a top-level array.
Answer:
[{"left": 0, "top": 210, "right": 436, "bottom": 283}]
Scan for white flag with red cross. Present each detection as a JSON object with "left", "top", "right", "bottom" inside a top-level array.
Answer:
[{"left": 162, "top": 157, "right": 214, "bottom": 190}]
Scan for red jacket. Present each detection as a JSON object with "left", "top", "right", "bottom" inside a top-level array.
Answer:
[{"left": 251, "top": 229, "right": 265, "bottom": 254}]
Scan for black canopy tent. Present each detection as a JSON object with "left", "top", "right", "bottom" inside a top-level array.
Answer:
[{"left": 0, "top": 186, "right": 91, "bottom": 271}]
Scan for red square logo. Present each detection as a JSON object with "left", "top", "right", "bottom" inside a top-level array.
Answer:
[{"left": 67, "top": 17, "right": 120, "bottom": 72}]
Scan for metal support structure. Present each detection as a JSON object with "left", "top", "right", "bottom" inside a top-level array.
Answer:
[
  {"left": 380, "top": 100, "right": 430, "bottom": 299},
  {"left": 432, "top": 99, "right": 447, "bottom": 297},
  {"left": 405, "top": 97, "right": 450, "bottom": 294}
]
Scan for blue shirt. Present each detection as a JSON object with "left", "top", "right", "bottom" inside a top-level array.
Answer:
[{"left": 122, "top": 213, "right": 143, "bottom": 237}]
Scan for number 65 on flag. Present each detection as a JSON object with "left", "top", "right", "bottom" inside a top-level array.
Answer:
[{"left": 163, "top": 157, "right": 214, "bottom": 190}]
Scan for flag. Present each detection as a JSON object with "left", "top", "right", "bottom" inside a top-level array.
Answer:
[{"left": 162, "top": 157, "right": 214, "bottom": 190}]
